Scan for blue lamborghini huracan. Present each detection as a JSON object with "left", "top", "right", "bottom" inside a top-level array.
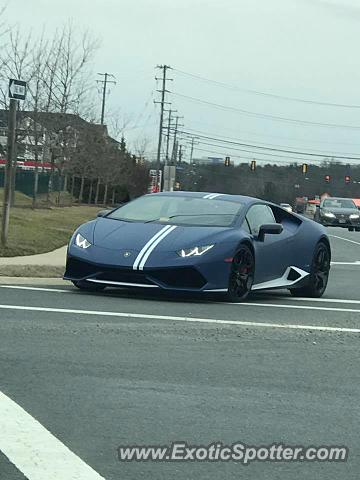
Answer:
[{"left": 64, "top": 192, "right": 331, "bottom": 301}]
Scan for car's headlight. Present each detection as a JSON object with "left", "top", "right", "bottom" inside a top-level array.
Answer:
[
  {"left": 350, "top": 214, "right": 360, "bottom": 220},
  {"left": 75, "top": 233, "right": 92, "bottom": 249},
  {"left": 323, "top": 212, "right": 335, "bottom": 218},
  {"left": 177, "top": 245, "right": 214, "bottom": 258}
]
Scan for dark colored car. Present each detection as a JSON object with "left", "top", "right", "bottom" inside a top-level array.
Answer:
[
  {"left": 64, "top": 192, "right": 331, "bottom": 302},
  {"left": 315, "top": 197, "right": 360, "bottom": 231}
]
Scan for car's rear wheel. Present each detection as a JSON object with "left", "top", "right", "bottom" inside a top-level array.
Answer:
[
  {"left": 289, "top": 242, "right": 330, "bottom": 298},
  {"left": 72, "top": 280, "right": 106, "bottom": 292},
  {"left": 225, "top": 244, "right": 255, "bottom": 302}
]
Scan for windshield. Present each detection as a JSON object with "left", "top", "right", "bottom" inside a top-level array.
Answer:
[
  {"left": 107, "top": 195, "right": 244, "bottom": 227},
  {"left": 323, "top": 199, "right": 356, "bottom": 209}
]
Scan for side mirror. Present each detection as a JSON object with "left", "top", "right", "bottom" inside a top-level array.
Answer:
[
  {"left": 97, "top": 209, "right": 112, "bottom": 218},
  {"left": 258, "top": 223, "right": 283, "bottom": 242}
]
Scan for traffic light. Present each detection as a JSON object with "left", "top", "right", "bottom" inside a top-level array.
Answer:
[
  {"left": 250, "top": 160, "right": 256, "bottom": 171},
  {"left": 302, "top": 163, "right": 308, "bottom": 175},
  {"left": 325, "top": 175, "right": 331, "bottom": 183},
  {"left": 345, "top": 175, "right": 351, "bottom": 184},
  {"left": 224, "top": 156, "right": 231, "bottom": 167}
]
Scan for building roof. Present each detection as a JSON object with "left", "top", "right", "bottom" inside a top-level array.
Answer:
[{"left": 0, "top": 109, "right": 108, "bottom": 136}]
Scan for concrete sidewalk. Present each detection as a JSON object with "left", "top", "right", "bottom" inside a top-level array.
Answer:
[{"left": 0, "top": 246, "right": 67, "bottom": 267}]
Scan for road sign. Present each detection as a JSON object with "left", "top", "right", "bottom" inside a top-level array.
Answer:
[{"left": 9, "top": 79, "right": 27, "bottom": 101}]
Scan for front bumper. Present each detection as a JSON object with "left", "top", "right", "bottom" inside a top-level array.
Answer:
[
  {"left": 64, "top": 254, "right": 231, "bottom": 292},
  {"left": 321, "top": 216, "right": 360, "bottom": 227}
]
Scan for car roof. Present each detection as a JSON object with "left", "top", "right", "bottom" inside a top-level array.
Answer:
[{"left": 148, "top": 191, "right": 261, "bottom": 205}]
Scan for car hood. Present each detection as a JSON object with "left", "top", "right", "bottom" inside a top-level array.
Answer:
[{"left": 89, "top": 218, "right": 233, "bottom": 252}]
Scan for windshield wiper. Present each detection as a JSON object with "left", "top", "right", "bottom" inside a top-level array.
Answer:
[{"left": 144, "top": 214, "right": 236, "bottom": 223}]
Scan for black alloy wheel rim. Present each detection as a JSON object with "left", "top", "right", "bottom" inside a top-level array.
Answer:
[
  {"left": 229, "top": 248, "right": 254, "bottom": 298},
  {"left": 313, "top": 245, "right": 330, "bottom": 293}
]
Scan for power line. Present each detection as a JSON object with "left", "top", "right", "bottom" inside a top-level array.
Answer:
[
  {"left": 177, "top": 126, "right": 360, "bottom": 157},
  {"left": 173, "top": 68, "right": 360, "bottom": 109},
  {"left": 186, "top": 118, "right": 360, "bottom": 148},
  {"left": 192, "top": 146, "right": 313, "bottom": 165},
  {"left": 176, "top": 129, "right": 360, "bottom": 161},
  {"left": 188, "top": 140, "right": 332, "bottom": 163},
  {"left": 173, "top": 92, "right": 360, "bottom": 130}
]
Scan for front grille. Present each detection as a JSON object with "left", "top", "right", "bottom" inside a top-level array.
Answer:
[
  {"left": 65, "top": 258, "right": 207, "bottom": 289},
  {"left": 148, "top": 267, "right": 206, "bottom": 289},
  {"left": 65, "top": 257, "right": 153, "bottom": 285},
  {"left": 96, "top": 270, "right": 153, "bottom": 284}
]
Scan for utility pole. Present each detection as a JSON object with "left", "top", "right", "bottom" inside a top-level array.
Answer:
[
  {"left": 97, "top": 73, "right": 116, "bottom": 125},
  {"left": 1, "top": 99, "right": 17, "bottom": 247},
  {"left": 171, "top": 115, "right": 184, "bottom": 163},
  {"left": 155, "top": 65, "right": 172, "bottom": 190},
  {"left": 165, "top": 108, "right": 177, "bottom": 166},
  {"left": 188, "top": 137, "right": 199, "bottom": 163},
  {"left": 178, "top": 144, "right": 184, "bottom": 163}
]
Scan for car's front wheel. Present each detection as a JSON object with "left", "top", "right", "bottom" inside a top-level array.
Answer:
[
  {"left": 225, "top": 244, "right": 255, "bottom": 302},
  {"left": 289, "top": 241, "right": 330, "bottom": 298},
  {"left": 72, "top": 280, "right": 106, "bottom": 292}
]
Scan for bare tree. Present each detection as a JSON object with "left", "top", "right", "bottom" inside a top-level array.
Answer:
[{"left": 44, "top": 22, "right": 99, "bottom": 115}]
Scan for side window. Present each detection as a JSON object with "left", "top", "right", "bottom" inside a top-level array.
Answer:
[
  {"left": 246, "top": 204, "right": 276, "bottom": 235},
  {"left": 242, "top": 218, "right": 251, "bottom": 234}
]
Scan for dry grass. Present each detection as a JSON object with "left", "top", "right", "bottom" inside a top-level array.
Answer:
[{"left": 0, "top": 265, "right": 64, "bottom": 277}]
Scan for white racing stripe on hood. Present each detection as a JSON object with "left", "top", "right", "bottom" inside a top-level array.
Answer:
[
  {"left": 203, "top": 193, "right": 222, "bottom": 200},
  {"left": 132, "top": 225, "right": 173, "bottom": 270},
  {"left": 138, "top": 225, "right": 177, "bottom": 270}
]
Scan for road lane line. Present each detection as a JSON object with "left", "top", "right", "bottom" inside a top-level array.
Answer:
[
  {"left": 0, "top": 391, "right": 105, "bottom": 480},
  {"left": 1, "top": 303, "right": 360, "bottom": 333},
  {"left": 329, "top": 234, "right": 360, "bottom": 246},
  {"left": 1, "top": 286, "right": 360, "bottom": 307},
  {"left": 287, "top": 297, "right": 360, "bottom": 305},
  {"left": 331, "top": 261, "right": 360, "bottom": 265},
  {"left": 0, "top": 286, "right": 70, "bottom": 293}
]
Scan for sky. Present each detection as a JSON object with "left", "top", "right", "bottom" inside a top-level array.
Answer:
[{"left": 4, "top": 0, "right": 360, "bottom": 165}]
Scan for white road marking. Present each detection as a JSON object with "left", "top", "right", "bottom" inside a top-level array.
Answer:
[
  {"left": 0, "top": 391, "right": 105, "bottom": 480},
  {"left": 1, "top": 285, "right": 360, "bottom": 307},
  {"left": 1, "top": 303, "right": 360, "bottom": 333},
  {"left": 329, "top": 234, "right": 360, "bottom": 246},
  {"left": 331, "top": 261, "right": 360, "bottom": 265},
  {"left": 0, "top": 285, "right": 70, "bottom": 293},
  {"left": 284, "top": 297, "right": 360, "bottom": 305}
]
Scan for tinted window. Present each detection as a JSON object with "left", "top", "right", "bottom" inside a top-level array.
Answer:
[
  {"left": 108, "top": 195, "right": 244, "bottom": 227},
  {"left": 323, "top": 199, "right": 356, "bottom": 209},
  {"left": 246, "top": 204, "right": 276, "bottom": 235},
  {"left": 242, "top": 218, "right": 251, "bottom": 234}
]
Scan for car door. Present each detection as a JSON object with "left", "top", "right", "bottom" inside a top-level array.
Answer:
[{"left": 244, "top": 204, "right": 289, "bottom": 284}]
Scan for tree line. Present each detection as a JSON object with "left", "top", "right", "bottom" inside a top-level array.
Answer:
[
  {"left": 0, "top": 16, "right": 149, "bottom": 207},
  {"left": 176, "top": 161, "right": 360, "bottom": 203}
]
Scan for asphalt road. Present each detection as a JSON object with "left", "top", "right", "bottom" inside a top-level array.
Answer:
[{"left": 0, "top": 226, "right": 360, "bottom": 480}]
